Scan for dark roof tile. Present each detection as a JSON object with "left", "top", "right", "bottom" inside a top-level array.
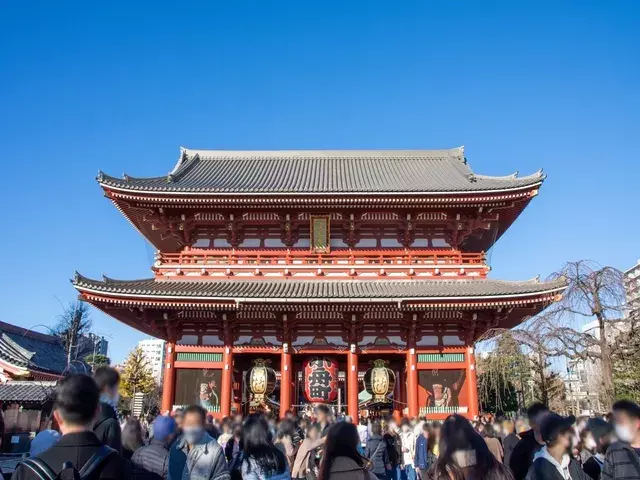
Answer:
[
  {"left": 73, "top": 274, "right": 566, "bottom": 300},
  {"left": 98, "top": 148, "right": 544, "bottom": 195}
]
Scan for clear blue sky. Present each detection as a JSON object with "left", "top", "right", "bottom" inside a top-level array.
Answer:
[{"left": 1, "top": 1, "right": 639, "bottom": 363}]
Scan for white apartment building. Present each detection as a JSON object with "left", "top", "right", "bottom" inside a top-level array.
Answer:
[
  {"left": 138, "top": 339, "right": 166, "bottom": 384},
  {"left": 624, "top": 259, "right": 640, "bottom": 318}
]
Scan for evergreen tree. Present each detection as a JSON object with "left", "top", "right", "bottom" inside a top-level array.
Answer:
[
  {"left": 120, "top": 347, "right": 156, "bottom": 398},
  {"left": 85, "top": 354, "right": 111, "bottom": 368}
]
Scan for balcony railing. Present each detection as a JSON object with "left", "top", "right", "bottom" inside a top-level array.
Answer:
[{"left": 154, "top": 248, "right": 488, "bottom": 279}]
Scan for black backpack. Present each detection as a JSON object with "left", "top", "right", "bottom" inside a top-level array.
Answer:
[{"left": 20, "top": 445, "right": 116, "bottom": 480}]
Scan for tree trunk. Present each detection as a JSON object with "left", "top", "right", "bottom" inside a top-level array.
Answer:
[
  {"left": 67, "top": 307, "right": 82, "bottom": 366},
  {"left": 597, "top": 309, "right": 614, "bottom": 408}
]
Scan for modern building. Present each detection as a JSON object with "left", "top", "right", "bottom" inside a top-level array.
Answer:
[
  {"left": 74, "top": 147, "right": 565, "bottom": 419},
  {"left": 624, "top": 259, "right": 640, "bottom": 318},
  {"left": 138, "top": 338, "right": 166, "bottom": 384},
  {"left": 81, "top": 333, "right": 109, "bottom": 358}
]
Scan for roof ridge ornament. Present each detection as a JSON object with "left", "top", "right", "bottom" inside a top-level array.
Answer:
[{"left": 96, "top": 171, "right": 104, "bottom": 182}]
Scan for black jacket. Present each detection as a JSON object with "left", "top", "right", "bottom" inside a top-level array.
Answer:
[
  {"left": 525, "top": 455, "right": 588, "bottom": 480},
  {"left": 131, "top": 438, "right": 171, "bottom": 480},
  {"left": 503, "top": 432, "right": 520, "bottom": 468},
  {"left": 12, "top": 431, "right": 131, "bottom": 480},
  {"left": 602, "top": 441, "right": 640, "bottom": 480},
  {"left": 382, "top": 432, "right": 402, "bottom": 467},
  {"left": 94, "top": 402, "right": 122, "bottom": 453},
  {"left": 365, "top": 435, "right": 390, "bottom": 476},
  {"left": 582, "top": 455, "right": 603, "bottom": 480},
  {"left": 510, "top": 430, "right": 545, "bottom": 480}
]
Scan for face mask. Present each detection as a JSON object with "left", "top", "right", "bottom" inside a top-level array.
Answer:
[
  {"left": 183, "top": 426, "right": 205, "bottom": 445},
  {"left": 585, "top": 437, "right": 597, "bottom": 450},
  {"left": 615, "top": 424, "right": 635, "bottom": 443}
]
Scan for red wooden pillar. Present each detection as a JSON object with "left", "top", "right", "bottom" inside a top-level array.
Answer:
[
  {"left": 220, "top": 314, "right": 233, "bottom": 418},
  {"left": 347, "top": 345, "right": 359, "bottom": 420},
  {"left": 467, "top": 346, "right": 479, "bottom": 419},
  {"left": 161, "top": 341, "right": 176, "bottom": 413},
  {"left": 406, "top": 346, "right": 419, "bottom": 418},
  {"left": 280, "top": 343, "right": 292, "bottom": 418}
]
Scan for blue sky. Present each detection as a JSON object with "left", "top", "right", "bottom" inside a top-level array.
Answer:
[{"left": 1, "top": 1, "right": 639, "bottom": 363}]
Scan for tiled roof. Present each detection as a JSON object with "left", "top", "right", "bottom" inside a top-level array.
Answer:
[
  {"left": 73, "top": 274, "right": 566, "bottom": 300},
  {"left": 97, "top": 147, "right": 544, "bottom": 195},
  {"left": 0, "top": 321, "right": 92, "bottom": 375},
  {"left": 0, "top": 381, "right": 56, "bottom": 403}
]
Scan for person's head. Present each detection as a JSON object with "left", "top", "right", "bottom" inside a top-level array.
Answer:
[
  {"left": 206, "top": 414, "right": 214, "bottom": 425},
  {"left": 152, "top": 415, "right": 177, "bottom": 445},
  {"left": 586, "top": 418, "right": 614, "bottom": 454},
  {"left": 174, "top": 408, "right": 185, "bottom": 428},
  {"left": 422, "top": 422, "right": 429, "bottom": 438},
  {"left": 359, "top": 417, "right": 367, "bottom": 427},
  {"left": 387, "top": 418, "right": 398, "bottom": 434},
  {"left": 243, "top": 414, "right": 287, "bottom": 476},
  {"left": 539, "top": 413, "right": 575, "bottom": 453},
  {"left": 318, "top": 422, "right": 363, "bottom": 480},
  {"left": 501, "top": 420, "right": 515, "bottom": 436},
  {"left": 370, "top": 420, "right": 382, "bottom": 437},
  {"left": 612, "top": 400, "right": 640, "bottom": 444},
  {"left": 307, "top": 423, "right": 321, "bottom": 441},
  {"left": 93, "top": 366, "right": 120, "bottom": 402},
  {"left": 122, "top": 419, "right": 144, "bottom": 452},
  {"left": 344, "top": 415, "right": 353, "bottom": 424},
  {"left": 182, "top": 405, "right": 207, "bottom": 446},
  {"left": 526, "top": 402, "right": 550, "bottom": 432},
  {"left": 434, "top": 414, "right": 511, "bottom": 480},
  {"left": 576, "top": 416, "right": 589, "bottom": 432},
  {"left": 233, "top": 422, "right": 243, "bottom": 440},
  {"left": 400, "top": 418, "right": 411, "bottom": 433},
  {"left": 53, "top": 374, "right": 100, "bottom": 435},
  {"left": 316, "top": 404, "right": 331, "bottom": 424},
  {"left": 285, "top": 410, "right": 295, "bottom": 421}
]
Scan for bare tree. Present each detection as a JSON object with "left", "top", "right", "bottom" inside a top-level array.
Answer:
[
  {"left": 534, "top": 260, "right": 637, "bottom": 408},
  {"left": 53, "top": 301, "right": 92, "bottom": 366}
]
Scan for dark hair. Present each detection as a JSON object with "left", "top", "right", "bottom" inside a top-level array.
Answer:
[
  {"left": 318, "top": 422, "right": 365, "bottom": 480},
  {"left": 371, "top": 420, "right": 382, "bottom": 436},
  {"left": 422, "top": 422, "right": 429, "bottom": 433},
  {"left": 276, "top": 418, "right": 296, "bottom": 440},
  {"left": 93, "top": 366, "right": 120, "bottom": 391},
  {"left": 433, "top": 415, "right": 512, "bottom": 480},
  {"left": 243, "top": 414, "right": 287, "bottom": 476},
  {"left": 316, "top": 404, "right": 330, "bottom": 416},
  {"left": 54, "top": 374, "right": 99, "bottom": 426},
  {"left": 526, "top": 402, "right": 549, "bottom": 420},
  {"left": 184, "top": 405, "right": 207, "bottom": 423},
  {"left": 122, "top": 419, "right": 144, "bottom": 453},
  {"left": 307, "top": 423, "right": 321, "bottom": 438},
  {"left": 613, "top": 400, "right": 640, "bottom": 420},
  {"left": 359, "top": 417, "right": 367, "bottom": 426}
]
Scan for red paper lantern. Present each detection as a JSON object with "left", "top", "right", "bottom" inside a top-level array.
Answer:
[{"left": 303, "top": 357, "right": 338, "bottom": 403}]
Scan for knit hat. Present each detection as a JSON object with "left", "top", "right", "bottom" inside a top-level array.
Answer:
[
  {"left": 152, "top": 415, "right": 177, "bottom": 441},
  {"left": 29, "top": 429, "right": 61, "bottom": 456}
]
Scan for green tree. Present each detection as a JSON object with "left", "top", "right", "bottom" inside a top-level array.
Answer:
[
  {"left": 477, "top": 331, "right": 530, "bottom": 413},
  {"left": 613, "top": 328, "right": 640, "bottom": 401},
  {"left": 120, "top": 347, "right": 155, "bottom": 399},
  {"left": 85, "top": 354, "right": 111, "bottom": 368}
]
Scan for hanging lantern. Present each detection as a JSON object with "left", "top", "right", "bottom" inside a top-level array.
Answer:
[
  {"left": 303, "top": 357, "right": 339, "bottom": 403},
  {"left": 364, "top": 359, "right": 396, "bottom": 403},
  {"left": 247, "top": 358, "right": 277, "bottom": 404}
]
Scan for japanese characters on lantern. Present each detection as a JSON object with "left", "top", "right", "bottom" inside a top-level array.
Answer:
[
  {"left": 303, "top": 357, "right": 338, "bottom": 403},
  {"left": 247, "top": 358, "right": 276, "bottom": 406},
  {"left": 363, "top": 359, "right": 396, "bottom": 403}
]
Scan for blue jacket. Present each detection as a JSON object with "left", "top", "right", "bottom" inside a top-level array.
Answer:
[{"left": 414, "top": 435, "right": 429, "bottom": 469}]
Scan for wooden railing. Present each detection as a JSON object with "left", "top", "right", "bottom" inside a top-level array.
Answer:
[{"left": 158, "top": 248, "right": 486, "bottom": 267}]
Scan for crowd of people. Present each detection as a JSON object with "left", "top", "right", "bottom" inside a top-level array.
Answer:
[{"left": 6, "top": 367, "right": 640, "bottom": 480}]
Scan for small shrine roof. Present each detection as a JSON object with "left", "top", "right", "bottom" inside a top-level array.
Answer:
[
  {"left": 73, "top": 274, "right": 565, "bottom": 302},
  {"left": 0, "top": 381, "right": 56, "bottom": 403},
  {"left": 98, "top": 147, "right": 544, "bottom": 195}
]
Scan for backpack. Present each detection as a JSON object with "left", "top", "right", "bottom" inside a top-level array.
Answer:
[{"left": 20, "top": 445, "right": 116, "bottom": 480}]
